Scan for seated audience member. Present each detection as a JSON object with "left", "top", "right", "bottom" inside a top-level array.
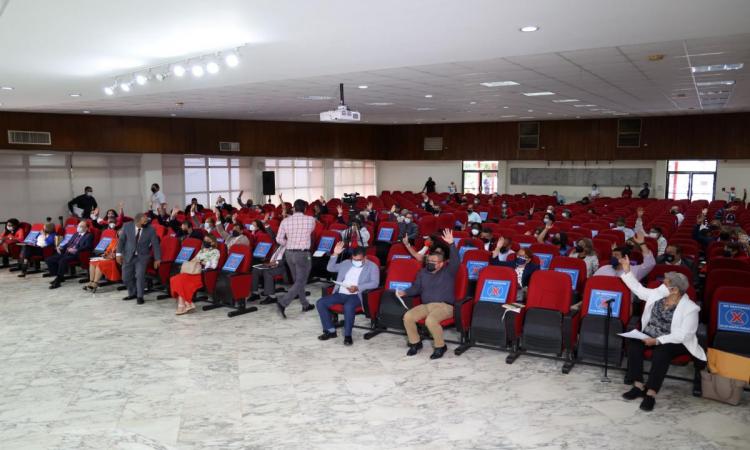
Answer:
[
  {"left": 18, "top": 222, "right": 56, "bottom": 277},
  {"left": 491, "top": 236, "right": 515, "bottom": 262},
  {"left": 311, "top": 198, "right": 329, "bottom": 220},
  {"left": 250, "top": 243, "right": 287, "bottom": 304},
  {"left": 185, "top": 197, "right": 205, "bottom": 214},
  {"left": 401, "top": 234, "right": 449, "bottom": 263},
  {"left": 638, "top": 182, "right": 650, "bottom": 199},
  {"left": 594, "top": 233, "right": 655, "bottom": 280},
  {"left": 357, "top": 201, "right": 377, "bottom": 223},
  {"left": 589, "top": 184, "right": 601, "bottom": 200},
  {"left": 657, "top": 244, "right": 692, "bottom": 268},
  {"left": 723, "top": 241, "right": 749, "bottom": 261},
  {"left": 68, "top": 186, "right": 97, "bottom": 218},
  {"left": 469, "top": 223, "right": 482, "bottom": 238},
  {"left": 397, "top": 210, "right": 419, "bottom": 242},
  {"left": 466, "top": 205, "right": 482, "bottom": 224},
  {"left": 569, "top": 237, "right": 599, "bottom": 277},
  {"left": 560, "top": 209, "right": 572, "bottom": 219},
  {"left": 692, "top": 212, "right": 718, "bottom": 250},
  {"left": 396, "top": 230, "right": 459, "bottom": 359},
  {"left": 316, "top": 243, "right": 380, "bottom": 345},
  {"left": 214, "top": 195, "right": 232, "bottom": 212},
  {"left": 619, "top": 260, "right": 705, "bottom": 411},
  {"left": 216, "top": 212, "right": 250, "bottom": 250},
  {"left": 536, "top": 223, "right": 570, "bottom": 254},
  {"left": 613, "top": 217, "right": 635, "bottom": 240},
  {"left": 622, "top": 184, "right": 633, "bottom": 199},
  {"left": 420, "top": 193, "right": 438, "bottom": 214},
  {"left": 0, "top": 218, "right": 24, "bottom": 267},
  {"left": 91, "top": 203, "right": 125, "bottom": 230},
  {"left": 552, "top": 190, "right": 566, "bottom": 205},
  {"left": 670, "top": 206, "right": 685, "bottom": 226},
  {"left": 633, "top": 208, "right": 666, "bottom": 256},
  {"left": 340, "top": 217, "right": 370, "bottom": 249},
  {"left": 492, "top": 247, "right": 539, "bottom": 303},
  {"left": 84, "top": 229, "right": 120, "bottom": 292},
  {"left": 478, "top": 227, "right": 494, "bottom": 251},
  {"left": 177, "top": 220, "right": 204, "bottom": 241},
  {"left": 499, "top": 201, "right": 514, "bottom": 219},
  {"left": 45, "top": 220, "right": 93, "bottom": 289},
  {"left": 236, "top": 190, "right": 254, "bottom": 210},
  {"left": 170, "top": 235, "right": 220, "bottom": 315}
]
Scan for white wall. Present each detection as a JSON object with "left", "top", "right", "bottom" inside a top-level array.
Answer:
[
  {"left": 716, "top": 160, "right": 750, "bottom": 200},
  {"left": 376, "top": 160, "right": 461, "bottom": 193}
]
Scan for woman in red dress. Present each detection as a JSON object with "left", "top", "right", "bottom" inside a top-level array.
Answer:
[
  {"left": 85, "top": 231, "right": 120, "bottom": 292},
  {"left": 170, "top": 235, "right": 220, "bottom": 315}
]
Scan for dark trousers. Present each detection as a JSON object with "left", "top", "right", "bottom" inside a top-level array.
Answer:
[
  {"left": 626, "top": 340, "right": 705, "bottom": 393},
  {"left": 316, "top": 293, "right": 360, "bottom": 337},
  {"left": 251, "top": 264, "right": 287, "bottom": 296},
  {"left": 122, "top": 256, "right": 149, "bottom": 298},
  {"left": 21, "top": 246, "right": 43, "bottom": 260},
  {"left": 279, "top": 251, "right": 311, "bottom": 307},
  {"left": 45, "top": 253, "right": 79, "bottom": 278}
]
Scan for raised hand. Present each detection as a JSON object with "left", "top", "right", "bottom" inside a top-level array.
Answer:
[
  {"left": 442, "top": 229, "right": 454, "bottom": 245},
  {"left": 332, "top": 241, "right": 345, "bottom": 256},
  {"left": 337, "top": 205, "right": 343, "bottom": 215},
  {"left": 495, "top": 236, "right": 505, "bottom": 250},
  {"left": 390, "top": 204, "right": 397, "bottom": 213},
  {"left": 636, "top": 207, "right": 644, "bottom": 217},
  {"left": 633, "top": 231, "right": 645, "bottom": 244},
  {"left": 118, "top": 201, "right": 125, "bottom": 210},
  {"left": 401, "top": 235, "right": 411, "bottom": 247},
  {"left": 366, "top": 202, "right": 372, "bottom": 211}
]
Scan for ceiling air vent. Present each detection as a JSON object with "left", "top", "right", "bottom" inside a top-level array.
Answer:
[
  {"left": 423, "top": 137, "right": 443, "bottom": 151},
  {"left": 519, "top": 122, "right": 540, "bottom": 149},
  {"left": 7, "top": 130, "right": 52, "bottom": 145},
  {"left": 219, "top": 141, "right": 240, "bottom": 152}
]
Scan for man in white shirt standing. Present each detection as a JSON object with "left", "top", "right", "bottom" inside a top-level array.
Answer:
[{"left": 150, "top": 183, "right": 166, "bottom": 214}]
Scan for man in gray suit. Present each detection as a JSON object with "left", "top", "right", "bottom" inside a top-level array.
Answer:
[
  {"left": 315, "top": 242, "right": 380, "bottom": 345},
  {"left": 116, "top": 213, "right": 161, "bottom": 305}
]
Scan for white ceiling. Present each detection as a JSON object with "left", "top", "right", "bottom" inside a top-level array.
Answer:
[{"left": 1, "top": 0, "right": 749, "bottom": 123}]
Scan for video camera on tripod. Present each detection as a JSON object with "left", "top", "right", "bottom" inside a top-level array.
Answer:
[{"left": 342, "top": 192, "right": 359, "bottom": 214}]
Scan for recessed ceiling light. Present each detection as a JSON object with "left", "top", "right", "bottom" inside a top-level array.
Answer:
[
  {"left": 82, "top": 110, "right": 90, "bottom": 114},
  {"left": 500, "top": 115, "right": 517, "bottom": 118},
  {"left": 119, "top": 83, "right": 131, "bottom": 92},
  {"left": 527, "top": 109, "right": 534, "bottom": 112},
  {"left": 172, "top": 64, "right": 186, "bottom": 77},
  {"left": 691, "top": 63, "right": 743, "bottom": 73},
  {"left": 648, "top": 54, "right": 665, "bottom": 61},
  {"left": 1, "top": 86, "right": 13, "bottom": 91},
  {"left": 135, "top": 74, "right": 148, "bottom": 85},
  {"left": 502, "top": 106, "right": 509, "bottom": 109},
  {"left": 224, "top": 53, "right": 240, "bottom": 68},
  {"left": 547, "top": 112, "right": 553, "bottom": 115},
  {"left": 519, "top": 116, "right": 535, "bottom": 119},
  {"left": 699, "top": 90, "right": 731, "bottom": 96},
  {"left": 191, "top": 64, "right": 204, "bottom": 78},
  {"left": 695, "top": 80, "right": 735, "bottom": 87},
  {"left": 469, "top": 101, "right": 477, "bottom": 105},
  {"left": 424, "top": 94, "right": 433, "bottom": 98},
  {"left": 301, "top": 95, "right": 332, "bottom": 100},
  {"left": 358, "top": 85, "right": 368, "bottom": 89},
  {"left": 104, "top": 86, "right": 114, "bottom": 95},
  {"left": 520, "top": 26, "right": 539, "bottom": 32},
  {"left": 416, "top": 107, "right": 435, "bottom": 111},
  {"left": 522, "top": 91, "right": 555, "bottom": 96},
  {"left": 155, "top": 73, "right": 167, "bottom": 82},
  {"left": 552, "top": 99, "right": 580, "bottom": 103},
  {"left": 480, "top": 81, "right": 519, "bottom": 87},
  {"left": 366, "top": 102, "right": 393, "bottom": 106},
  {"left": 206, "top": 61, "right": 220, "bottom": 74},
  {"left": 575, "top": 116, "right": 581, "bottom": 119},
  {"left": 69, "top": 93, "right": 81, "bottom": 97},
  {"left": 574, "top": 104, "right": 596, "bottom": 107},
  {"left": 170, "top": 113, "right": 176, "bottom": 117}
]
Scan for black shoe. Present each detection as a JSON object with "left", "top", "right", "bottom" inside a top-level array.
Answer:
[
  {"left": 301, "top": 304, "right": 315, "bottom": 312},
  {"left": 622, "top": 386, "right": 645, "bottom": 400},
  {"left": 430, "top": 345, "right": 448, "bottom": 360},
  {"left": 623, "top": 375, "right": 633, "bottom": 385},
  {"left": 344, "top": 336, "right": 353, "bottom": 346},
  {"left": 122, "top": 295, "right": 137, "bottom": 301},
  {"left": 136, "top": 297, "right": 145, "bottom": 305},
  {"left": 318, "top": 331, "right": 338, "bottom": 341},
  {"left": 42, "top": 273, "right": 54, "bottom": 278},
  {"left": 693, "top": 375, "right": 703, "bottom": 397},
  {"left": 260, "top": 296, "right": 277, "bottom": 305},
  {"left": 406, "top": 341, "right": 423, "bottom": 356},
  {"left": 49, "top": 280, "right": 61, "bottom": 289},
  {"left": 248, "top": 294, "right": 261, "bottom": 302},
  {"left": 639, "top": 395, "right": 656, "bottom": 411},
  {"left": 276, "top": 303, "right": 287, "bottom": 319},
  {"left": 17, "top": 272, "right": 26, "bottom": 278}
]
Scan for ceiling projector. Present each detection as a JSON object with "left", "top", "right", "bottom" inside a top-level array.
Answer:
[{"left": 320, "top": 83, "right": 361, "bottom": 122}]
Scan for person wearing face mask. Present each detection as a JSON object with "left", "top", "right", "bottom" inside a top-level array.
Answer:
[
  {"left": 657, "top": 244, "right": 695, "bottom": 276},
  {"left": 177, "top": 220, "right": 203, "bottom": 242},
  {"left": 84, "top": 224, "right": 121, "bottom": 292},
  {"left": 170, "top": 235, "right": 220, "bottom": 315},
  {"left": 45, "top": 220, "right": 93, "bottom": 289},
  {"left": 619, "top": 259, "right": 706, "bottom": 411},
  {"left": 17, "top": 223, "right": 56, "bottom": 277},
  {"left": 469, "top": 223, "right": 482, "bottom": 238},
  {"left": 622, "top": 185, "right": 633, "bottom": 199},
  {"left": 466, "top": 206, "right": 482, "bottom": 224},
  {"left": 560, "top": 209, "right": 572, "bottom": 220},
  {"left": 116, "top": 213, "right": 162, "bottom": 304},
  {"left": 316, "top": 243, "right": 380, "bottom": 345},
  {"left": 493, "top": 247, "right": 539, "bottom": 303},
  {"left": 341, "top": 218, "right": 370, "bottom": 250},
  {"left": 593, "top": 232, "right": 655, "bottom": 280},
  {"left": 215, "top": 212, "right": 250, "bottom": 250},
  {"left": 632, "top": 207, "right": 665, "bottom": 256},
  {"left": 589, "top": 184, "right": 601, "bottom": 200},
  {"left": 68, "top": 186, "right": 98, "bottom": 219},
  {"left": 722, "top": 242, "right": 750, "bottom": 261},
  {"left": 552, "top": 191, "right": 566, "bottom": 205},
  {"left": 669, "top": 206, "right": 685, "bottom": 226},
  {"left": 613, "top": 217, "right": 635, "bottom": 240},
  {"left": 236, "top": 191, "right": 255, "bottom": 211},
  {"left": 397, "top": 211, "right": 419, "bottom": 243},
  {"left": 395, "top": 230, "right": 460, "bottom": 359},
  {"left": 638, "top": 182, "right": 650, "bottom": 199},
  {"left": 184, "top": 197, "right": 205, "bottom": 214},
  {"left": 569, "top": 238, "right": 599, "bottom": 277},
  {"left": 491, "top": 236, "right": 515, "bottom": 262},
  {"left": 499, "top": 201, "right": 514, "bottom": 219},
  {"left": 149, "top": 183, "right": 166, "bottom": 215},
  {"left": 479, "top": 228, "right": 494, "bottom": 251},
  {"left": 0, "top": 218, "right": 23, "bottom": 268}
]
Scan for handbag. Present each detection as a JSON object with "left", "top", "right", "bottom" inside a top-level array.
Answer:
[
  {"left": 707, "top": 348, "right": 750, "bottom": 383},
  {"left": 180, "top": 257, "right": 202, "bottom": 275},
  {"left": 701, "top": 370, "right": 746, "bottom": 405}
]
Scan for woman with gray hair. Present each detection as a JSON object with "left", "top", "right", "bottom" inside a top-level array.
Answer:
[{"left": 618, "top": 256, "right": 706, "bottom": 411}]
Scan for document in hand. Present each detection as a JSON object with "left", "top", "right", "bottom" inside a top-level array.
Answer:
[
  {"left": 617, "top": 329, "right": 651, "bottom": 340},
  {"left": 394, "top": 290, "right": 408, "bottom": 310}
]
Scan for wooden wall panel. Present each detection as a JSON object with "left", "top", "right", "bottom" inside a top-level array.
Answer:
[{"left": 1, "top": 111, "right": 748, "bottom": 160}]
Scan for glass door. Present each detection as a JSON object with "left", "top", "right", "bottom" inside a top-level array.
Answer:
[
  {"left": 463, "top": 172, "right": 480, "bottom": 194},
  {"left": 463, "top": 161, "right": 499, "bottom": 194},
  {"left": 691, "top": 173, "right": 715, "bottom": 201},
  {"left": 666, "top": 160, "right": 717, "bottom": 201},
  {"left": 481, "top": 172, "right": 498, "bottom": 194}
]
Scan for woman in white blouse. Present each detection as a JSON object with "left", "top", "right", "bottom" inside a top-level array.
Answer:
[{"left": 569, "top": 238, "right": 599, "bottom": 277}]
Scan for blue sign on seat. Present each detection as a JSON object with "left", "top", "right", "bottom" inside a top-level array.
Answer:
[
  {"left": 554, "top": 268, "right": 579, "bottom": 289},
  {"left": 316, "top": 236, "right": 335, "bottom": 253},
  {"left": 253, "top": 242, "right": 272, "bottom": 258},
  {"left": 479, "top": 280, "right": 511, "bottom": 304},
  {"left": 223, "top": 253, "right": 244, "bottom": 272},
  {"left": 391, "top": 254, "right": 412, "bottom": 260},
  {"left": 377, "top": 228, "right": 394, "bottom": 242},
  {"left": 536, "top": 253, "right": 553, "bottom": 270},
  {"left": 389, "top": 281, "right": 412, "bottom": 291},
  {"left": 588, "top": 289, "right": 622, "bottom": 317},
  {"left": 459, "top": 246, "right": 476, "bottom": 262},
  {"left": 717, "top": 302, "right": 750, "bottom": 334},
  {"left": 479, "top": 211, "right": 488, "bottom": 221},
  {"left": 24, "top": 231, "right": 40, "bottom": 245},
  {"left": 467, "top": 260, "right": 489, "bottom": 280},
  {"left": 175, "top": 247, "right": 195, "bottom": 263},
  {"left": 94, "top": 237, "right": 112, "bottom": 253}
]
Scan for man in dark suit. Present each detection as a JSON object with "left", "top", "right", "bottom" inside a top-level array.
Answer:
[
  {"left": 116, "top": 213, "right": 161, "bottom": 304},
  {"left": 46, "top": 220, "right": 93, "bottom": 289}
]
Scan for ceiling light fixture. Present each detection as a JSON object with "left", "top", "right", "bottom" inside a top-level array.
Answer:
[
  {"left": 155, "top": 73, "right": 167, "bottom": 82},
  {"left": 103, "top": 86, "right": 114, "bottom": 96},
  {"left": 522, "top": 91, "right": 555, "bottom": 96},
  {"left": 574, "top": 104, "right": 596, "bottom": 107},
  {"left": 172, "top": 64, "right": 186, "bottom": 77},
  {"left": 470, "top": 101, "right": 477, "bottom": 105},
  {"left": 0, "top": 86, "right": 13, "bottom": 91},
  {"left": 480, "top": 81, "right": 519, "bottom": 87},
  {"left": 358, "top": 85, "right": 368, "bottom": 89},
  {"left": 119, "top": 82, "right": 131, "bottom": 92},
  {"left": 82, "top": 110, "right": 90, "bottom": 114},
  {"left": 691, "top": 63, "right": 743, "bottom": 73},
  {"left": 695, "top": 80, "right": 735, "bottom": 87},
  {"left": 366, "top": 102, "right": 393, "bottom": 106},
  {"left": 206, "top": 61, "right": 220, "bottom": 74},
  {"left": 424, "top": 94, "right": 433, "bottom": 98},
  {"left": 191, "top": 64, "right": 204, "bottom": 78},
  {"left": 301, "top": 95, "right": 333, "bottom": 100},
  {"left": 500, "top": 115, "right": 516, "bottom": 118},
  {"left": 520, "top": 26, "right": 539, "bottom": 32},
  {"left": 69, "top": 93, "right": 81, "bottom": 97},
  {"left": 552, "top": 99, "right": 580, "bottom": 103},
  {"left": 416, "top": 107, "right": 435, "bottom": 111},
  {"left": 225, "top": 52, "right": 239, "bottom": 68},
  {"left": 135, "top": 74, "right": 148, "bottom": 85}
]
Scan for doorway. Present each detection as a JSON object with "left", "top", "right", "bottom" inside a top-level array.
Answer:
[
  {"left": 666, "top": 160, "right": 716, "bottom": 201},
  {"left": 463, "top": 161, "right": 498, "bottom": 194}
]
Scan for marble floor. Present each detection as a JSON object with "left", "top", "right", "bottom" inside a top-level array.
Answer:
[{"left": 0, "top": 269, "right": 748, "bottom": 450}]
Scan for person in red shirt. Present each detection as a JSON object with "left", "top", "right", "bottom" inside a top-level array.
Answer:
[
  {"left": 0, "top": 218, "right": 24, "bottom": 267},
  {"left": 622, "top": 185, "right": 633, "bottom": 199}
]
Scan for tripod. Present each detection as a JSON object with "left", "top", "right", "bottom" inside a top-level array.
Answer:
[{"left": 601, "top": 299, "right": 614, "bottom": 383}]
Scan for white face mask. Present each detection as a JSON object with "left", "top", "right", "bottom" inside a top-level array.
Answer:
[
  {"left": 90, "top": 214, "right": 98, "bottom": 220},
  {"left": 108, "top": 222, "right": 116, "bottom": 229},
  {"left": 249, "top": 224, "right": 258, "bottom": 231},
  {"left": 649, "top": 232, "right": 659, "bottom": 238},
  {"left": 404, "top": 218, "right": 412, "bottom": 223},
  {"left": 471, "top": 228, "right": 479, "bottom": 236},
  {"left": 77, "top": 226, "right": 86, "bottom": 234},
  {"left": 204, "top": 223, "right": 212, "bottom": 230},
  {"left": 351, "top": 260, "right": 363, "bottom": 268}
]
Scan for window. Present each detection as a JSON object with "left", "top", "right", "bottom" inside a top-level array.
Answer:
[
  {"left": 666, "top": 160, "right": 717, "bottom": 201},
  {"left": 265, "top": 158, "right": 324, "bottom": 201},
  {"left": 519, "top": 122, "right": 540, "bottom": 149},
  {"left": 617, "top": 118, "right": 642, "bottom": 148},
  {"left": 462, "top": 161, "right": 499, "bottom": 194},
  {"left": 170, "top": 156, "right": 250, "bottom": 208},
  {"left": 333, "top": 160, "right": 377, "bottom": 198}
]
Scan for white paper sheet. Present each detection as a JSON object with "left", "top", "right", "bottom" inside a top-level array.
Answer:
[{"left": 617, "top": 329, "right": 651, "bottom": 340}]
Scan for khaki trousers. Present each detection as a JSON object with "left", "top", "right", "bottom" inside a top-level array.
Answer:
[{"left": 403, "top": 302, "right": 454, "bottom": 347}]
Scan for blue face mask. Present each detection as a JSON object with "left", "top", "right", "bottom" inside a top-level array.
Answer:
[
  {"left": 515, "top": 256, "right": 527, "bottom": 266},
  {"left": 610, "top": 256, "right": 619, "bottom": 268},
  {"left": 351, "top": 260, "right": 363, "bottom": 268}
]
